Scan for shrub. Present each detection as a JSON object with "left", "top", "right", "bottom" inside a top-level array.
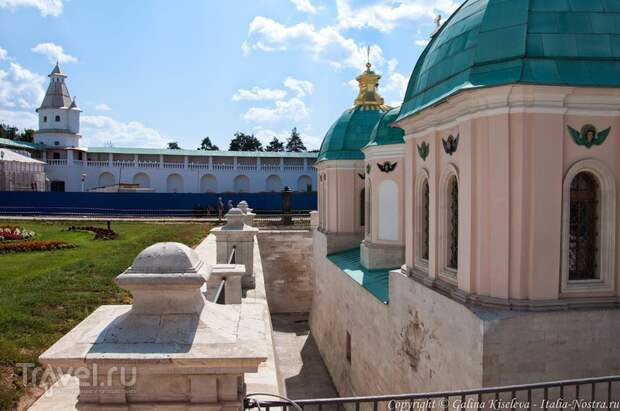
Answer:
[
  {"left": 0, "top": 240, "right": 76, "bottom": 254},
  {"left": 0, "top": 226, "right": 35, "bottom": 241},
  {"left": 66, "top": 226, "right": 118, "bottom": 240}
]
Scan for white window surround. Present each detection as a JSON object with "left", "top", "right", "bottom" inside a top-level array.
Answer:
[
  {"left": 414, "top": 168, "right": 430, "bottom": 272},
  {"left": 561, "top": 158, "right": 616, "bottom": 295},
  {"left": 438, "top": 164, "right": 459, "bottom": 285}
]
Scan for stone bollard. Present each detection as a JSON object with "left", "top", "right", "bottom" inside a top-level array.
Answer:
[
  {"left": 211, "top": 208, "right": 259, "bottom": 288},
  {"left": 310, "top": 210, "right": 319, "bottom": 230},
  {"left": 237, "top": 200, "right": 256, "bottom": 226},
  {"left": 39, "top": 242, "right": 266, "bottom": 410},
  {"left": 207, "top": 263, "right": 246, "bottom": 304}
]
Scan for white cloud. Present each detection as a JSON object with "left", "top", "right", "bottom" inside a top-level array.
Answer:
[
  {"left": 381, "top": 59, "right": 408, "bottom": 101},
  {"left": 232, "top": 86, "right": 287, "bottom": 102},
  {"left": 290, "top": 0, "right": 319, "bottom": 14},
  {"left": 95, "top": 103, "right": 111, "bottom": 111},
  {"left": 336, "top": 0, "right": 460, "bottom": 32},
  {"left": 243, "top": 97, "right": 308, "bottom": 123},
  {"left": 415, "top": 39, "right": 430, "bottom": 46},
  {"left": 0, "top": 0, "right": 63, "bottom": 16},
  {"left": 0, "top": 109, "right": 37, "bottom": 129},
  {"left": 0, "top": 62, "right": 46, "bottom": 110},
  {"left": 81, "top": 116, "right": 168, "bottom": 148},
  {"left": 0, "top": 47, "right": 7, "bottom": 61},
  {"left": 31, "top": 42, "right": 77, "bottom": 64},
  {"left": 284, "top": 77, "right": 314, "bottom": 97},
  {"left": 245, "top": 16, "right": 384, "bottom": 70}
]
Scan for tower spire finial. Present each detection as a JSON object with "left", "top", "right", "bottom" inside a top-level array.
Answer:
[{"left": 366, "top": 46, "right": 371, "bottom": 70}]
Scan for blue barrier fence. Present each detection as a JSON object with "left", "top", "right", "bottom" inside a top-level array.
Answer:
[{"left": 0, "top": 191, "right": 317, "bottom": 216}]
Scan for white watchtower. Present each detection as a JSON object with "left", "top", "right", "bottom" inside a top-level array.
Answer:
[{"left": 34, "top": 63, "right": 81, "bottom": 148}]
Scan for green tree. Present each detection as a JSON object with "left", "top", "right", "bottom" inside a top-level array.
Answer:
[
  {"left": 198, "top": 136, "right": 219, "bottom": 151},
  {"left": 167, "top": 141, "right": 181, "bottom": 150},
  {"left": 0, "top": 124, "right": 34, "bottom": 142},
  {"left": 265, "top": 137, "right": 284, "bottom": 152},
  {"left": 229, "top": 132, "right": 263, "bottom": 151},
  {"left": 285, "top": 127, "right": 307, "bottom": 152}
]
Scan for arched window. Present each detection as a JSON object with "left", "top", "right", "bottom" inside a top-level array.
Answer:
[
  {"left": 439, "top": 165, "right": 459, "bottom": 283},
  {"left": 360, "top": 188, "right": 365, "bottom": 227},
  {"left": 569, "top": 172, "right": 599, "bottom": 280},
  {"left": 132, "top": 172, "right": 150, "bottom": 189},
  {"left": 415, "top": 170, "right": 430, "bottom": 270},
  {"left": 447, "top": 176, "right": 458, "bottom": 270},
  {"left": 562, "top": 159, "right": 615, "bottom": 294},
  {"left": 365, "top": 182, "right": 372, "bottom": 236}
]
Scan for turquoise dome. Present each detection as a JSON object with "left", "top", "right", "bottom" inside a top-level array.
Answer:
[
  {"left": 399, "top": 0, "right": 620, "bottom": 120},
  {"left": 317, "top": 106, "right": 388, "bottom": 162},
  {"left": 366, "top": 107, "right": 405, "bottom": 148}
]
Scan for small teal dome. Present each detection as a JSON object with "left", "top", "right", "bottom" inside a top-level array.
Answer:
[
  {"left": 317, "top": 106, "right": 388, "bottom": 162},
  {"left": 399, "top": 0, "right": 620, "bottom": 121},
  {"left": 366, "top": 107, "right": 405, "bottom": 148}
]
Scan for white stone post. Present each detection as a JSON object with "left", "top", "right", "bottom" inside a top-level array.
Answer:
[
  {"left": 237, "top": 200, "right": 256, "bottom": 226},
  {"left": 211, "top": 208, "right": 259, "bottom": 288},
  {"left": 39, "top": 242, "right": 266, "bottom": 409},
  {"left": 310, "top": 210, "right": 319, "bottom": 230}
]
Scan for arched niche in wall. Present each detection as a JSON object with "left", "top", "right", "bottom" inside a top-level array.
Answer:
[
  {"left": 201, "top": 174, "right": 217, "bottom": 193},
  {"left": 234, "top": 175, "right": 250, "bottom": 193},
  {"left": 98, "top": 172, "right": 115, "bottom": 188},
  {"left": 378, "top": 179, "right": 399, "bottom": 241},
  {"left": 297, "top": 175, "right": 312, "bottom": 192},
  {"left": 166, "top": 173, "right": 184, "bottom": 193},
  {"left": 266, "top": 175, "right": 283, "bottom": 192},
  {"left": 133, "top": 172, "right": 150, "bottom": 188}
]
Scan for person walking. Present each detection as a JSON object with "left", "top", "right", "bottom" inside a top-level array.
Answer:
[{"left": 217, "top": 197, "right": 224, "bottom": 222}]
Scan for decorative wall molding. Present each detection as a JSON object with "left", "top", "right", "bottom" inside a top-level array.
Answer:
[
  {"left": 363, "top": 144, "right": 406, "bottom": 160},
  {"left": 567, "top": 124, "right": 611, "bottom": 149},
  {"left": 396, "top": 85, "right": 620, "bottom": 139},
  {"left": 561, "top": 158, "right": 616, "bottom": 295}
]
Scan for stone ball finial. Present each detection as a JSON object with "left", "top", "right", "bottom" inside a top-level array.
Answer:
[
  {"left": 223, "top": 208, "right": 246, "bottom": 230},
  {"left": 128, "top": 242, "right": 203, "bottom": 274},
  {"left": 238, "top": 201, "right": 249, "bottom": 214}
]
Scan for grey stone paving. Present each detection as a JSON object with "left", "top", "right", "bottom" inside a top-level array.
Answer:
[{"left": 271, "top": 313, "right": 338, "bottom": 400}]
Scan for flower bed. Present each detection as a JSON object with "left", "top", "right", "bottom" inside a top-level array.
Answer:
[
  {"left": 0, "top": 226, "right": 35, "bottom": 241},
  {"left": 67, "top": 226, "right": 118, "bottom": 240},
  {"left": 0, "top": 240, "right": 76, "bottom": 254}
]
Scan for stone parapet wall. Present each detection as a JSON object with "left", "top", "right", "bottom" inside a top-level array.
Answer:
[
  {"left": 310, "top": 230, "right": 620, "bottom": 397},
  {"left": 258, "top": 230, "right": 314, "bottom": 314}
]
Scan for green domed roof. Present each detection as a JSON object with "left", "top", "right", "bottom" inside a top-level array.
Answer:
[
  {"left": 399, "top": 0, "right": 620, "bottom": 120},
  {"left": 317, "top": 106, "right": 388, "bottom": 162},
  {"left": 366, "top": 107, "right": 405, "bottom": 148}
]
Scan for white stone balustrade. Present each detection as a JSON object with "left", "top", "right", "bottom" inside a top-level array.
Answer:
[
  {"left": 39, "top": 241, "right": 266, "bottom": 410},
  {"left": 211, "top": 208, "right": 259, "bottom": 288}
]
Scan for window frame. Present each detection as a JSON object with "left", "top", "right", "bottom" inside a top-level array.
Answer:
[
  {"left": 438, "top": 164, "right": 459, "bottom": 285},
  {"left": 414, "top": 169, "right": 430, "bottom": 272},
  {"left": 561, "top": 159, "right": 616, "bottom": 295}
]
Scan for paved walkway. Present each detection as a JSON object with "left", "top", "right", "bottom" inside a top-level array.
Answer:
[{"left": 272, "top": 313, "right": 338, "bottom": 400}]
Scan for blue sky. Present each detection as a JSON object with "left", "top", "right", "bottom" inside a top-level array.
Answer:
[{"left": 0, "top": 0, "right": 461, "bottom": 150}]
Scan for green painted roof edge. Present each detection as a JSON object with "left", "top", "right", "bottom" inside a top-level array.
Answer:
[
  {"left": 365, "top": 107, "right": 405, "bottom": 148},
  {"left": 87, "top": 147, "right": 318, "bottom": 158},
  {"left": 327, "top": 247, "right": 395, "bottom": 304},
  {"left": 397, "top": 0, "right": 620, "bottom": 122},
  {"left": 0, "top": 138, "right": 46, "bottom": 151}
]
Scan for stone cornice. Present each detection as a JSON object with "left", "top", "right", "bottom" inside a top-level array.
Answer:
[
  {"left": 402, "top": 266, "right": 620, "bottom": 312},
  {"left": 362, "top": 144, "right": 406, "bottom": 160},
  {"left": 395, "top": 85, "right": 620, "bottom": 139}
]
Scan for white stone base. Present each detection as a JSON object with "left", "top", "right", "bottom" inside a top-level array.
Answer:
[{"left": 360, "top": 240, "right": 404, "bottom": 269}]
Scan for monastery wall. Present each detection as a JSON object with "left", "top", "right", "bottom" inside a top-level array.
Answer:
[
  {"left": 311, "top": 231, "right": 620, "bottom": 397},
  {"left": 257, "top": 230, "right": 314, "bottom": 313}
]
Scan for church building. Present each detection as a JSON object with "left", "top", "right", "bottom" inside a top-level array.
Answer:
[{"left": 312, "top": 0, "right": 620, "bottom": 396}]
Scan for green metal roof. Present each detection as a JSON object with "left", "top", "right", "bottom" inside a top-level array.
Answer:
[
  {"left": 87, "top": 147, "right": 318, "bottom": 158},
  {"left": 399, "top": 0, "right": 620, "bottom": 121},
  {"left": 327, "top": 248, "right": 393, "bottom": 304},
  {"left": 317, "top": 106, "right": 388, "bottom": 162},
  {"left": 366, "top": 107, "right": 405, "bottom": 148},
  {"left": 0, "top": 138, "right": 45, "bottom": 151}
]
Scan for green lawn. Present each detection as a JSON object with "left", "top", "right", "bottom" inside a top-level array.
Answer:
[{"left": 0, "top": 220, "right": 209, "bottom": 410}]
